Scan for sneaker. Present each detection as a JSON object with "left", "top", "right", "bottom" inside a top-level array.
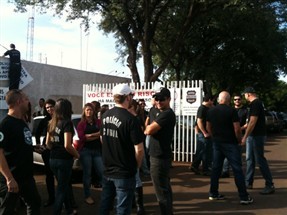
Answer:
[
  {"left": 209, "top": 194, "right": 225, "bottom": 200},
  {"left": 246, "top": 184, "right": 253, "bottom": 189},
  {"left": 260, "top": 186, "right": 275, "bottom": 195},
  {"left": 240, "top": 196, "right": 254, "bottom": 205}
]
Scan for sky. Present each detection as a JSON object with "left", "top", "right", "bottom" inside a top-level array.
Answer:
[
  {"left": 0, "top": 1, "right": 286, "bottom": 84},
  {"left": 0, "top": 1, "right": 137, "bottom": 79}
]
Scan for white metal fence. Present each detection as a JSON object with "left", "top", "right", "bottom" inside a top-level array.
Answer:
[{"left": 83, "top": 80, "right": 203, "bottom": 162}]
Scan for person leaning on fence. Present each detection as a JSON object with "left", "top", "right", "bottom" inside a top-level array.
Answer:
[
  {"left": 99, "top": 84, "right": 144, "bottom": 215},
  {"left": 145, "top": 87, "right": 176, "bottom": 215},
  {"left": 2, "top": 44, "right": 22, "bottom": 90}
]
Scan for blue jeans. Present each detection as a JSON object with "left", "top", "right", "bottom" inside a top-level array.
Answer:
[
  {"left": 100, "top": 176, "right": 136, "bottom": 215},
  {"left": 245, "top": 136, "right": 273, "bottom": 187},
  {"left": 0, "top": 177, "right": 41, "bottom": 215},
  {"left": 135, "top": 169, "right": 142, "bottom": 188},
  {"left": 80, "top": 147, "right": 104, "bottom": 198},
  {"left": 222, "top": 158, "right": 230, "bottom": 173},
  {"left": 50, "top": 158, "right": 74, "bottom": 215},
  {"left": 210, "top": 142, "right": 249, "bottom": 200},
  {"left": 222, "top": 147, "right": 242, "bottom": 173},
  {"left": 150, "top": 157, "right": 173, "bottom": 215},
  {"left": 192, "top": 133, "right": 212, "bottom": 171}
]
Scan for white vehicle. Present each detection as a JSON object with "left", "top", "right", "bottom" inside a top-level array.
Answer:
[{"left": 32, "top": 114, "right": 82, "bottom": 171}]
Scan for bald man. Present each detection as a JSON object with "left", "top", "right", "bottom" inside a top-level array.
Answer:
[{"left": 206, "top": 91, "right": 253, "bottom": 205}]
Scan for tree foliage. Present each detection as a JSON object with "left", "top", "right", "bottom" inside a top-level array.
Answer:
[{"left": 9, "top": 0, "right": 287, "bottom": 110}]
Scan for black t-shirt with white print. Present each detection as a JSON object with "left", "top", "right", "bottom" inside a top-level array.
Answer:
[
  {"left": 0, "top": 115, "right": 33, "bottom": 182},
  {"left": 49, "top": 119, "right": 74, "bottom": 160},
  {"left": 100, "top": 106, "right": 143, "bottom": 179}
]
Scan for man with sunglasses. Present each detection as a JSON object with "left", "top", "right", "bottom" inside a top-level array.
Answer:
[
  {"left": 145, "top": 87, "right": 176, "bottom": 215},
  {"left": 222, "top": 94, "right": 248, "bottom": 178}
]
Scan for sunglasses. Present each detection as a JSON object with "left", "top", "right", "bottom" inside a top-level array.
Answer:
[{"left": 234, "top": 98, "right": 241, "bottom": 101}]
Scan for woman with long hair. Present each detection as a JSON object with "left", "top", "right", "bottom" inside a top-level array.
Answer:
[
  {"left": 46, "top": 98, "right": 79, "bottom": 215},
  {"left": 77, "top": 102, "right": 103, "bottom": 205}
]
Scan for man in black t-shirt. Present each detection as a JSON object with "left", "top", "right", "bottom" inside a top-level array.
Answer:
[
  {"left": 222, "top": 94, "right": 248, "bottom": 178},
  {"left": 145, "top": 87, "right": 176, "bottom": 215},
  {"left": 242, "top": 87, "right": 275, "bottom": 194},
  {"left": 2, "top": 44, "right": 22, "bottom": 90},
  {"left": 0, "top": 89, "right": 41, "bottom": 214},
  {"left": 206, "top": 91, "right": 253, "bottom": 205},
  {"left": 100, "top": 84, "right": 144, "bottom": 215},
  {"left": 190, "top": 94, "right": 213, "bottom": 175}
]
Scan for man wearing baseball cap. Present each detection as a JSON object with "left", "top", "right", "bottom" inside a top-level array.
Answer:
[
  {"left": 242, "top": 87, "right": 275, "bottom": 194},
  {"left": 100, "top": 84, "right": 144, "bottom": 214},
  {"left": 145, "top": 87, "right": 176, "bottom": 215}
]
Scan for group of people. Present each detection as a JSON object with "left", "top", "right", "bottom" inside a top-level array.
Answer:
[
  {"left": 0, "top": 83, "right": 176, "bottom": 215},
  {"left": 0, "top": 43, "right": 276, "bottom": 213},
  {"left": 190, "top": 87, "right": 275, "bottom": 205},
  {"left": 0, "top": 84, "right": 276, "bottom": 214}
]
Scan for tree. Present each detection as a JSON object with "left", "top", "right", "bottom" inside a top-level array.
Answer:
[
  {"left": 155, "top": 0, "right": 287, "bottom": 95},
  {"left": 10, "top": 0, "right": 287, "bottom": 90},
  {"left": 262, "top": 80, "right": 287, "bottom": 111}
]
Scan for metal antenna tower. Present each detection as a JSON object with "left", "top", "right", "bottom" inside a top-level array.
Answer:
[{"left": 26, "top": 6, "right": 35, "bottom": 61}]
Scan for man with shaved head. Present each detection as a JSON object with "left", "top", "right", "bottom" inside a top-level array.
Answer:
[{"left": 206, "top": 91, "right": 253, "bottom": 205}]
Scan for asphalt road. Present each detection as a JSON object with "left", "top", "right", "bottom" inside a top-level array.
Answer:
[{"left": 19, "top": 129, "right": 287, "bottom": 214}]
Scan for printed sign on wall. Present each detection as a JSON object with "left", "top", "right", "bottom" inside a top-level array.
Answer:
[
  {"left": 0, "top": 57, "right": 33, "bottom": 89},
  {"left": 0, "top": 87, "right": 9, "bottom": 109}
]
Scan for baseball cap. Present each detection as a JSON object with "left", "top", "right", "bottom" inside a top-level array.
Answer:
[
  {"left": 153, "top": 87, "right": 171, "bottom": 98},
  {"left": 112, "top": 84, "right": 133, "bottom": 95},
  {"left": 242, "top": 87, "right": 256, "bottom": 94}
]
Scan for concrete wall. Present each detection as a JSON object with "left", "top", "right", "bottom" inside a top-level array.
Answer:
[{"left": 1, "top": 60, "right": 130, "bottom": 119}]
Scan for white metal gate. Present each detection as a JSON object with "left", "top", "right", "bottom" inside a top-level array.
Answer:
[{"left": 83, "top": 80, "right": 203, "bottom": 162}]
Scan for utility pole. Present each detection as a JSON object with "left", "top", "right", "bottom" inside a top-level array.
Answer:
[{"left": 26, "top": 6, "right": 35, "bottom": 61}]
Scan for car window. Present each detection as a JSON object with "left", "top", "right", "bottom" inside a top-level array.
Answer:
[
  {"left": 72, "top": 118, "right": 81, "bottom": 128},
  {"left": 32, "top": 118, "right": 44, "bottom": 136}
]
